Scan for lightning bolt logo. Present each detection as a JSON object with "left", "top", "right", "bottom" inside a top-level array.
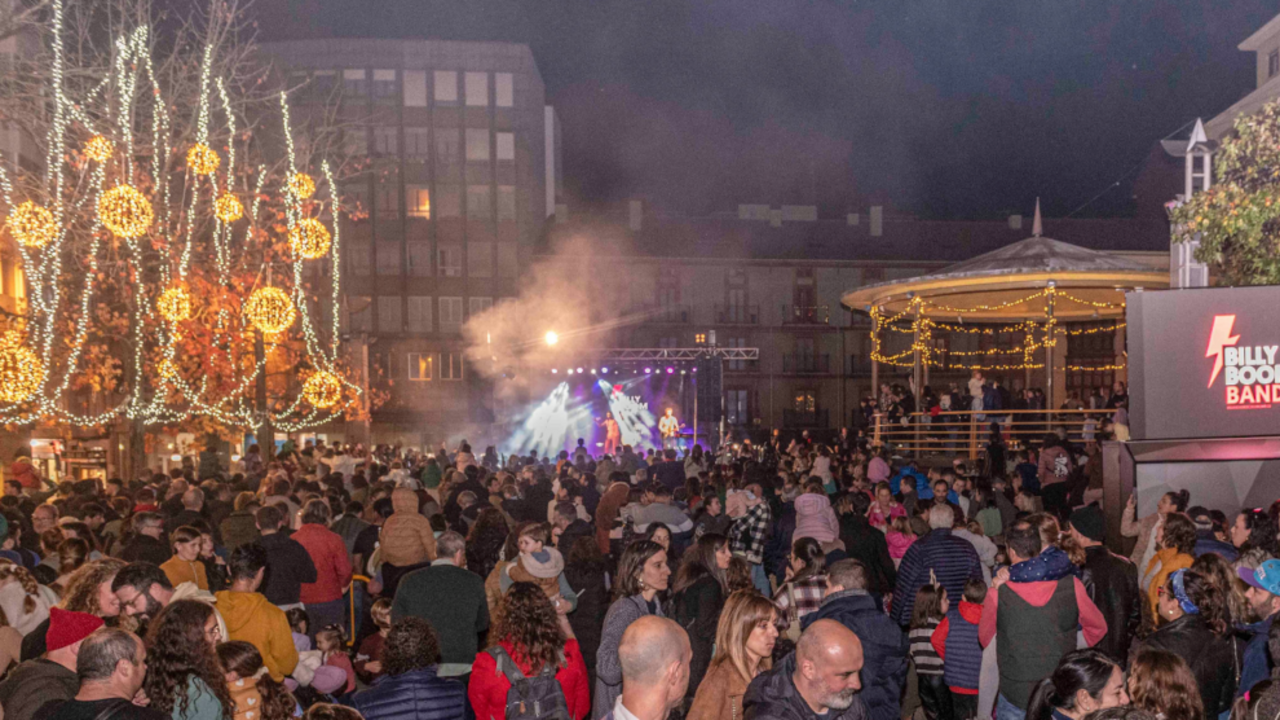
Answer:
[{"left": 1206, "top": 314, "right": 1240, "bottom": 388}]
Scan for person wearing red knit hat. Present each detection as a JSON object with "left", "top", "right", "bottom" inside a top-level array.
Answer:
[{"left": 0, "top": 607, "right": 104, "bottom": 720}]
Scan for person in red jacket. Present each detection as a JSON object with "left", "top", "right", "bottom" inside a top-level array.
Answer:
[
  {"left": 292, "top": 499, "right": 353, "bottom": 634},
  {"left": 931, "top": 579, "right": 987, "bottom": 720},
  {"left": 469, "top": 581, "right": 590, "bottom": 720}
]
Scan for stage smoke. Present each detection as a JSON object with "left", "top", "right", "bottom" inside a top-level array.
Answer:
[{"left": 503, "top": 382, "right": 595, "bottom": 459}]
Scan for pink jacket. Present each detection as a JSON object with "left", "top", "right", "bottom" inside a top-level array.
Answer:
[
  {"left": 885, "top": 531, "right": 915, "bottom": 559},
  {"left": 793, "top": 493, "right": 839, "bottom": 544}
]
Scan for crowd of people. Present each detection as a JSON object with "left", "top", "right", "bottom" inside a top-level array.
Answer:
[{"left": 0, "top": 421, "right": 1272, "bottom": 720}]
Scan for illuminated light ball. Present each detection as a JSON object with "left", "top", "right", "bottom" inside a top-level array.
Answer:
[
  {"left": 98, "top": 185, "right": 154, "bottom": 238},
  {"left": 6, "top": 201, "right": 57, "bottom": 248},
  {"left": 288, "top": 218, "right": 331, "bottom": 260},
  {"left": 157, "top": 358, "right": 178, "bottom": 380},
  {"left": 0, "top": 332, "right": 43, "bottom": 404},
  {"left": 215, "top": 193, "right": 244, "bottom": 223},
  {"left": 244, "top": 286, "right": 296, "bottom": 334},
  {"left": 156, "top": 284, "right": 192, "bottom": 323},
  {"left": 289, "top": 173, "right": 316, "bottom": 200},
  {"left": 302, "top": 370, "right": 342, "bottom": 409},
  {"left": 84, "top": 135, "right": 114, "bottom": 162},
  {"left": 186, "top": 143, "right": 220, "bottom": 175}
]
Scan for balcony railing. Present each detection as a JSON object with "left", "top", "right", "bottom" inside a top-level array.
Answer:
[
  {"left": 782, "top": 354, "right": 831, "bottom": 374},
  {"left": 783, "top": 304, "right": 830, "bottom": 325},
  {"left": 783, "top": 409, "right": 829, "bottom": 427},
  {"left": 715, "top": 304, "right": 760, "bottom": 325}
]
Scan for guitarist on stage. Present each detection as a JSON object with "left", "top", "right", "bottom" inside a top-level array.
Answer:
[{"left": 658, "top": 408, "right": 682, "bottom": 451}]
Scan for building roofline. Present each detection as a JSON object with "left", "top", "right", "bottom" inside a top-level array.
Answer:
[{"left": 1240, "top": 13, "right": 1280, "bottom": 51}]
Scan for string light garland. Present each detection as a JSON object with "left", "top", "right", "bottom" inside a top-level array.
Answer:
[
  {"left": 288, "top": 172, "right": 315, "bottom": 200},
  {"left": 6, "top": 201, "right": 57, "bottom": 248},
  {"left": 0, "top": 332, "right": 44, "bottom": 403},
  {"left": 185, "top": 142, "right": 220, "bottom": 175},
  {"left": 156, "top": 358, "right": 178, "bottom": 380},
  {"left": 156, "top": 284, "right": 192, "bottom": 323},
  {"left": 244, "top": 286, "right": 296, "bottom": 334},
  {"left": 214, "top": 193, "right": 243, "bottom": 223},
  {"left": 288, "top": 218, "right": 331, "bottom": 259},
  {"left": 302, "top": 370, "right": 341, "bottom": 408},
  {"left": 84, "top": 135, "right": 114, "bottom": 162},
  {"left": 98, "top": 184, "right": 153, "bottom": 238}
]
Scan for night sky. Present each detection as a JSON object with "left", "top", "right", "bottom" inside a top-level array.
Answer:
[{"left": 254, "top": 0, "right": 1275, "bottom": 220}]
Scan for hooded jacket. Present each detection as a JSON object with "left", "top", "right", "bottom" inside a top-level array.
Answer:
[
  {"left": 802, "top": 591, "right": 908, "bottom": 720},
  {"left": 743, "top": 651, "right": 869, "bottom": 720},
  {"left": 793, "top": 493, "right": 839, "bottom": 544},
  {"left": 216, "top": 590, "right": 299, "bottom": 681},
  {"left": 378, "top": 489, "right": 436, "bottom": 567},
  {"left": 0, "top": 659, "right": 77, "bottom": 720}
]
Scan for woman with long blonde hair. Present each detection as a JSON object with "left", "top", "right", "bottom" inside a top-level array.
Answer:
[{"left": 686, "top": 591, "right": 779, "bottom": 720}]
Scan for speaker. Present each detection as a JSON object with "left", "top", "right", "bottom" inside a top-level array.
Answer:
[{"left": 695, "top": 357, "right": 723, "bottom": 425}]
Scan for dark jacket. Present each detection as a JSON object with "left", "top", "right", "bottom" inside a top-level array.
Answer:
[
  {"left": 743, "top": 650, "right": 869, "bottom": 720},
  {"left": 652, "top": 460, "right": 685, "bottom": 491},
  {"left": 563, "top": 560, "right": 608, "bottom": 682},
  {"left": 1193, "top": 531, "right": 1239, "bottom": 562},
  {"left": 1080, "top": 545, "right": 1141, "bottom": 666},
  {"left": 220, "top": 511, "right": 260, "bottom": 552},
  {"left": 255, "top": 532, "right": 318, "bottom": 606},
  {"left": 838, "top": 514, "right": 897, "bottom": 595},
  {"left": 345, "top": 666, "right": 467, "bottom": 720},
  {"left": 390, "top": 561, "right": 489, "bottom": 666},
  {"left": 557, "top": 519, "right": 595, "bottom": 556},
  {"left": 671, "top": 574, "right": 725, "bottom": 701},
  {"left": 1144, "top": 614, "right": 1239, "bottom": 718},
  {"left": 802, "top": 591, "right": 908, "bottom": 720},
  {"left": 119, "top": 534, "right": 172, "bottom": 566},
  {"left": 763, "top": 502, "right": 796, "bottom": 582},
  {"left": 0, "top": 659, "right": 78, "bottom": 720},
  {"left": 1238, "top": 614, "right": 1275, "bottom": 698},
  {"left": 890, "top": 528, "right": 983, "bottom": 626}
]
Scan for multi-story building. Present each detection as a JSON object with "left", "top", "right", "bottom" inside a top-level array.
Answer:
[
  {"left": 258, "top": 39, "right": 559, "bottom": 445},
  {"left": 544, "top": 204, "right": 1168, "bottom": 437}
]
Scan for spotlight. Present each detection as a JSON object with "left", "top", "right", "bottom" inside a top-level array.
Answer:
[
  {"left": 681, "top": 370, "right": 687, "bottom": 375},
  {"left": 590, "top": 369, "right": 597, "bottom": 375},
  {"left": 545, "top": 331, "right": 559, "bottom": 346},
  {"left": 576, "top": 368, "right": 583, "bottom": 374},
  {"left": 566, "top": 368, "right": 574, "bottom": 375},
  {"left": 601, "top": 367, "right": 609, "bottom": 374},
  {"left": 551, "top": 369, "right": 558, "bottom": 374},
  {"left": 644, "top": 367, "right": 652, "bottom": 374},
  {"left": 666, "top": 367, "right": 675, "bottom": 374}
]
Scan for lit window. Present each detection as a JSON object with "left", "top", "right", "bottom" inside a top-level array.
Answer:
[
  {"left": 408, "top": 353, "right": 433, "bottom": 380},
  {"left": 406, "top": 186, "right": 431, "bottom": 218},
  {"left": 434, "top": 71, "right": 458, "bottom": 103},
  {"left": 464, "top": 72, "right": 488, "bottom": 106},
  {"left": 495, "top": 73, "right": 514, "bottom": 107}
]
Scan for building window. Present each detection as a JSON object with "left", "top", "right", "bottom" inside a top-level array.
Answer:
[
  {"left": 404, "top": 127, "right": 429, "bottom": 159},
  {"left": 375, "top": 180, "right": 400, "bottom": 218},
  {"left": 794, "top": 391, "right": 816, "bottom": 413},
  {"left": 726, "top": 389, "right": 748, "bottom": 425},
  {"left": 344, "top": 183, "right": 369, "bottom": 221},
  {"left": 343, "top": 69, "right": 366, "bottom": 96},
  {"left": 372, "top": 69, "right": 396, "bottom": 100},
  {"left": 497, "top": 242, "right": 518, "bottom": 277},
  {"left": 658, "top": 337, "right": 679, "bottom": 348},
  {"left": 407, "top": 296, "right": 433, "bottom": 332},
  {"left": 377, "top": 296, "right": 402, "bottom": 332},
  {"left": 435, "top": 132, "right": 460, "bottom": 165},
  {"left": 373, "top": 126, "right": 397, "bottom": 155},
  {"left": 468, "top": 296, "right": 493, "bottom": 317},
  {"left": 438, "top": 246, "right": 463, "bottom": 277},
  {"left": 1271, "top": 50, "right": 1279, "bottom": 79},
  {"left": 343, "top": 127, "right": 367, "bottom": 156},
  {"left": 439, "top": 297, "right": 464, "bottom": 331},
  {"left": 441, "top": 352, "right": 464, "bottom": 380},
  {"left": 497, "top": 186, "right": 516, "bottom": 222},
  {"left": 469, "top": 241, "right": 493, "bottom": 277},
  {"left": 496, "top": 132, "right": 515, "bottom": 162},
  {"left": 465, "top": 129, "right": 490, "bottom": 162},
  {"left": 464, "top": 72, "right": 488, "bottom": 106},
  {"left": 728, "top": 338, "right": 747, "bottom": 370},
  {"left": 434, "top": 71, "right": 458, "bottom": 103},
  {"left": 376, "top": 244, "right": 401, "bottom": 276},
  {"left": 467, "top": 185, "right": 492, "bottom": 220},
  {"left": 312, "top": 70, "right": 337, "bottom": 97},
  {"left": 495, "top": 72, "right": 514, "bottom": 107},
  {"left": 403, "top": 70, "right": 427, "bottom": 107},
  {"left": 436, "top": 186, "right": 461, "bottom": 217},
  {"left": 408, "top": 353, "right": 433, "bottom": 380},
  {"left": 349, "top": 296, "right": 372, "bottom": 332},
  {"left": 406, "top": 185, "right": 431, "bottom": 218},
  {"left": 350, "top": 243, "right": 372, "bottom": 277},
  {"left": 407, "top": 243, "right": 431, "bottom": 277}
]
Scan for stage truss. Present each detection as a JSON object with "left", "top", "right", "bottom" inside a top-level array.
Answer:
[{"left": 590, "top": 347, "right": 760, "bottom": 362}]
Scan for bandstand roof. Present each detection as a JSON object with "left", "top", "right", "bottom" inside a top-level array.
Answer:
[{"left": 841, "top": 206, "right": 1170, "bottom": 322}]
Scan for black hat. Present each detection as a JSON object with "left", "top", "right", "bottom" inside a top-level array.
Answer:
[{"left": 1070, "top": 505, "right": 1105, "bottom": 543}]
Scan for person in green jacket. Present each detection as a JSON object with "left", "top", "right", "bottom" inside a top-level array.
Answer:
[{"left": 143, "top": 599, "right": 234, "bottom": 720}]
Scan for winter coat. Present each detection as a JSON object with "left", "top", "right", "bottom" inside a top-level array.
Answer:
[
  {"left": 743, "top": 651, "right": 869, "bottom": 720},
  {"left": 292, "top": 523, "right": 353, "bottom": 605},
  {"left": 839, "top": 515, "right": 897, "bottom": 594},
  {"left": 469, "top": 638, "right": 591, "bottom": 720},
  {"left": 687, "top": 658, "right": 750, "bottom": 720},
  {"left": 379, "top": 488, "right": 436, "bottom": 567},
  {"left": 0, "top": 659, "right": 77, "bottom": 720},
  {"left": 120, "top": 534, "right": 172, "bottom": 567},
  {"left": 802, "top": 591, "right": 908, "bottom": 720},
  {"left": 1144, "top": 547, "right": 1194, "bottom": 617},
  {"left": 793, "top": 493, "right": 839, "bottom": 545},
  {"left": 671, "top": 574, "right": 725, "bottom": 701},
  {"left": 890, "top": 528, "right": 983, "bottom": 626},
  {"left": 161, "top": 557, "right": 209, "bottom": 591},
  {"left": 220, "top": 512, "right": 260, "bottom": 552},
  {"left": 563, "top": 561, "right": 608, "bottom": 682},
  {"left": 345, "top": 667, "right": 466, "bottom": 720},
  {"left": 1080, "top": 545, "right": 1141, "bottom": 666},
  {"left": 216, "top": 590, "right": 299, "bottom": 681},
  {"left": 594, "top": 595, "right": 662, "bottom": 720},
  {"left": 227, "top": 675, "right": 264, "bottom": 720},
  {"left": 595, "top": 483, "right": 631, "bottom": 554},
  {"left": 1143, "top": 614, "right": 1239, "bottom": 718},
  {"left": 255, "top": 532, "right": 318, "bottom": 606}
]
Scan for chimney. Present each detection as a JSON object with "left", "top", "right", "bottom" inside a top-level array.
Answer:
[
  {"left": 1008, "top": 214, "right": 1022, "bottom": 230},
  {"left": 629, "top": 200, "right": 642, "bottom": 231},
  {"left": 869, "top": 206, "right": 883, "bottom": 237}
]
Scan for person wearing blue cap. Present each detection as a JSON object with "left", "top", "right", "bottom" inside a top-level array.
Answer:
[{"left": 1237, "top": 559, "right": 1280, "bottom": 697}]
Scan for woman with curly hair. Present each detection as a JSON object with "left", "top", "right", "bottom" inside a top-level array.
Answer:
[
  {"left": 20, "top": 557, "right": 125, "bottom": 661},
  {"left": 144, "top": 599, "right": 233, "bottom": 720},
  {"left": 1128, "top": 647, "right": 1203, "bottom": 720},
  {"left": 217, "top": 641, "right": 296, "bottom": 720},
  {"left": 466, "top": 508, "right": 509, "bottom": 580},
  {"left": 1143, "top": 513, "right": 1197, "bottom": 617},
  {"left": 469, "top": 581, "right": 589, "bottom": 720},
  {"left": 347, "top": 617, "right": 467, "bottom": 720}
]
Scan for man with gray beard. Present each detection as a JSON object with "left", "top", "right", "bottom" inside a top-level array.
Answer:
[{"left": 743, "top": 619, "right": 868, "bottom": 720}]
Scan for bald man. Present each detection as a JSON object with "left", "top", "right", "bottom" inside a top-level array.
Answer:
[
  {"left": 599, "top": 615, "right": 691, "bottom": 720},
  {"left": 743, "top": 619, "right": 868, "bottom": 720}
]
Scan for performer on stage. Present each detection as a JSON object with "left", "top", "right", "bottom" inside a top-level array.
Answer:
[
  {"left": 600, "top": 412, "right": 621, "bottom": 456},
  {"left": 658, "top": 408, "right": 681, "bottom": 451}
]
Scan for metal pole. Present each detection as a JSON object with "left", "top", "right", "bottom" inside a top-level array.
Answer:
[{"left": 1046, "top": 288, "right": 1057, "bottom": 426}]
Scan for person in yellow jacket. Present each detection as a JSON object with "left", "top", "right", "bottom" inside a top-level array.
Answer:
[
  {"left": 216, "top": 544, "right": 299, "bottom": 682},
  {"left": 161, "top": 526, "right": 209, "bottom": 591}
]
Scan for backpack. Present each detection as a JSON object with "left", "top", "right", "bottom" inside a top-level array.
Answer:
[{"left": 486, "top": 645, "right": 571, "bottom": 720}]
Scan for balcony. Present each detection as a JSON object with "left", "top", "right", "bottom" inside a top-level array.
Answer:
[
  {"left": 782, "top": 354, "right": 831, "bottom": 374},
  {"left": 638, "top": 305, "right": 691, "bottom": 324},
  {"left": 783, "top": 305, "right": 830, "bottom": 325},
  {"left": 715, "top": 304, "right": 760, "bottom": 325},
  {"left": 783, "top": 409, "right": 830, "bottom": 427}
]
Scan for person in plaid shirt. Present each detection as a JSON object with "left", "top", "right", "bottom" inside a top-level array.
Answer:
[
  {"left": 729, "top": 480, "right": 773, "bottom": 594},
  {"left": 772, "top": 536, "right": 831, "bottom": 630}
]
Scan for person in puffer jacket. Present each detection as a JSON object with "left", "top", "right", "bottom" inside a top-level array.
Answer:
[
  {"left": 793, "top": 485, "right": 841, "bottom": 552},
  {"left": 344, "top": 617, "right": 466, "bottom": 720},
  {"left": 378, "top": 488, "right": 437, "bottom": 594}
]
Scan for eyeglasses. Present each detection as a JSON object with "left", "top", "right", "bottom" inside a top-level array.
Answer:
[{"left": 205, "top": 624, "right": 223, "bottom": 641}]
